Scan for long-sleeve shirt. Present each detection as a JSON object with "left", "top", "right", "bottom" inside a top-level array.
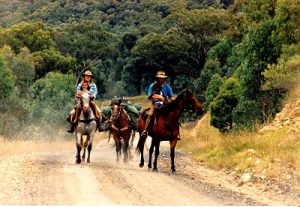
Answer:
[{"left": 76, "top": 82, "right": 98, "bottom": 103}]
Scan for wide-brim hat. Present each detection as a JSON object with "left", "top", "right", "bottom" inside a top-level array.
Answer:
[
  {"left": 156, "top": 70, "right": 167, "bottom": 78},
  {"left": 82, "top": 70, "right": 93, "bottom": 77}
]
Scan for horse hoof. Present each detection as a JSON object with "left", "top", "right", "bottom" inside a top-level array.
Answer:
[
  {"left": 76, "top": 159, "right": 81, "bottom": 164},
  {"left": 139, "top": 163, "right": 144, "bottom": 168},
  {"left": 148, "top": 164, "right": 152, "bottom": 169},
  {"left": 87, "top": 159, "right": 90, "bottom": 163},
  {"left": 153, "top": 168, "right": 158, "bottom": 172}
]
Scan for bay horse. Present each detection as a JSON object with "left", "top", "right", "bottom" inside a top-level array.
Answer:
[
  {"left": 136, "top": 88, "right": 204, "bottom": 172},
  {"left": 110, "top": 101, "right": 132, "bottom": 163},
  {"left": 75, "top": 90, "right": 98, "bottom": 164}
]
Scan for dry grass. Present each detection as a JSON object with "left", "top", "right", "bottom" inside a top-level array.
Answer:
[
  {"left": 178, "top": 114, "right": 300, "bottom": 177},
  {"left": 178, "top": 83, "right": 300, "bottom": 178}
]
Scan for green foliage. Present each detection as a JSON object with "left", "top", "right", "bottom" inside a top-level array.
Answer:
[
  {"left": 232, "top": 98, "right": 261, "bottom": 130},
  {"left": 33, "top": 48, "right": 76, "bottom": 78},
  {"left": 166, "top": 7, "right": 234, "bottom": 69},
  {"left": 0, "top": 21, "right": 54, "bottom": 53},
  {"left": 0, "top": 0, "right": 299, "bottom": 135},
  {"left": 29, "top": 72, "right": 76, "bottom": 127},
  {"left": 193, "top": 59, "right": 222, "bottom": 102},
  {"left": 0, "top": 55, "right": 22, "bottom": 137},
  {"left": 0, "top": 55, "right": 15, "bottom": 109},
  {"left": 53, "top": 20, "right": 119, "bottom": 63},
  {"left": 273, "top": 0, "right": 300, "bottom": 45},
  {"left": 210, "top": 77, "right": 241, "bottom": 132},
  {"left": 204, "top": 75, "right": 224, "bottom": 109},
  {"left": 132, "top": 32, "right": 189, "bottom": 71},
  {"left": 232, "top": 0, "right": 300, "bottom": 129},
  {"left": 2, "top": 46, "right": 35, "bottom": 98},
  {"left": 207, "top": 39, "right": 235, "bottom": 68},
  {"left": 263, "top": 44, "right": 300, "bottom": 91}
]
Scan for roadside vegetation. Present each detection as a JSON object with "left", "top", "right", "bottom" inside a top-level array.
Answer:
[{"left": 179, "top": 83, "right": 300, "bottom": 179}]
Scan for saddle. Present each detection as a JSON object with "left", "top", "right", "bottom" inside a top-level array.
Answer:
[{"left": 141, "top": 107, "right": 180, "bottom": 140}]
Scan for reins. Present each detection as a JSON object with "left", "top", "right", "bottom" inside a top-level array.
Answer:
[{"left": 111, "top": 108, "right": 131, "bottom": 132}]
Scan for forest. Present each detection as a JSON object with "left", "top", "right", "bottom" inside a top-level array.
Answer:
[{"left": 0, "top": 0, "right": 299, "bottom": 137}]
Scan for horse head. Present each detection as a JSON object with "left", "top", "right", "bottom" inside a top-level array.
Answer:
[
  {"left": 183, "top": 88, "right": 204, "bottom": 115},
  {"left": 80, "top": 90, "right": 92, "bottom": 114},
  {"left": 111, "top": 104, "right": 122, "bottom": 121}
]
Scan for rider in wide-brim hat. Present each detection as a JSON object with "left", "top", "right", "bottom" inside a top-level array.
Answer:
[
  {"left": 155, "top": 71, "right": 168, "bottom": 79},
  {"left": 67, "top": 69, "right": 100, "bottom": 133},
  {"left": 141, "top": 70, "right": 175, "bottom": 138},
  {"left": 82, "top": 70, "right": 94, "bottom": 77}
]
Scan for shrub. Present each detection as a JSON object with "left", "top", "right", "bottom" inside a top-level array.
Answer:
[{"left": 210, "top": 77, "right": 241, "bottom": 132}]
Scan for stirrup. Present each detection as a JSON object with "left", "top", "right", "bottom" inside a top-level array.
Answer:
[{"left": 141, "top": 131, "right": 148, "bottom": 138}]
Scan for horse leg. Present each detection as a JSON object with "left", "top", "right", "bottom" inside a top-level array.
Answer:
[
  {"left": 87, "top": 143, "right": 92, "bottom": 163},
  {"left": 153, "top": 141, "right": 160, "bottom": 171},
  {"left": 148, "top": 140, "right": 155, "bottom": 169},
  {"left": 137, "top": 131, "right": 146, "bottom": 168},
  {"left": 130, "top": 130, "right": 135, "bottom": 147},
  {"left": 114, "top": 136, "right": 122, "bottom": 163},
  {"left": 82, "top": 137, "right": 87, "bottom": 162},
  {"left": 75, "top": 133, "right": 82, "bottom": 164},
  {"left": 170, "top": 139, "right": 178, "bottom": 172},
  {"left": 123, "top": 136, "right": 129, "bottom": 163},
  {"left": 87, "top": 127, "right": 96, "bottom": 163}
]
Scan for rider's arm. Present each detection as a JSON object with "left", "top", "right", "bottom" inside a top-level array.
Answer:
[
  {"left": 89, "top": 83, "right": 98, "bottom": 100},
  {"left": 164, "top": 84, "right": 175, "bottom": 102},
  {"left": 147, "top": 83, "right": 165, "bottom": 102}
]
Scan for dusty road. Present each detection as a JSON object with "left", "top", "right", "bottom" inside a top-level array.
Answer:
[{"left": 0, "top": 135, "right": 288, "bottom": 205}]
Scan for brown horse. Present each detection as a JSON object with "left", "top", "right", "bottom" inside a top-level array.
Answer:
[
  {"left": 136, "top": 88, "right": 204, "bottom": 172},
  {"left": 110, "top": 102, "right": 132, "bottom": 162}
]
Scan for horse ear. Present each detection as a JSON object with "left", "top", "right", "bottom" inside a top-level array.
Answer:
[{"left": 185, "top": 88, "right": 193, "bottom": 95}]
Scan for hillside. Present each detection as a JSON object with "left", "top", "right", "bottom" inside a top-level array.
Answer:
[{"left": 179, "top": 84, "right": 300, "bottom": 204}]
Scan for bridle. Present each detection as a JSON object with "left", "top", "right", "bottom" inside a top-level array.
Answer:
[{"left": 110, "top": 104, "right": 131, "bottom": 132}]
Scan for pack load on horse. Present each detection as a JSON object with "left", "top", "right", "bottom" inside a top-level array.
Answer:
[
  {"left": 74, "top": 89, "right": 98, "bottom": 163},
  {"left": 99, "top": 97, "right": 141, "bottom": 132},
  {"left": 136, "top": 71, "right": 204, "bottom": 172},
  {"left": 109, "top": 97, "right": 134, "bottom": 162},
  {"left": 66, "top": 70, "right": 102, "bottom": 133}
]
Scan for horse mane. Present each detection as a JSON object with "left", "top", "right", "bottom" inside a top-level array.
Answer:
[{"left": 156, "top": 88, "right": 193, "bottom": 115}]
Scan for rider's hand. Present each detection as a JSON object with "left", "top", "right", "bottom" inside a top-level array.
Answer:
[
  {"left": 75, "top": 91, "right": 82, "bottom": 98},
  {"left": 159, "top": 95, "right": 165, "bottom": 102}
]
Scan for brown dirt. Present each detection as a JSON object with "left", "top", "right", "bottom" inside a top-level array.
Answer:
[{"left": 0, "top": 132, "right": 297, "bottom": 205}]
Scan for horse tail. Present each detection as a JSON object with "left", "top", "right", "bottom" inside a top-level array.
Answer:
[{"left": 136, "top": 133, "right": 146, "bottom": 155}]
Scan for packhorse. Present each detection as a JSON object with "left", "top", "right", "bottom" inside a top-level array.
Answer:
[
  {"left": 110, "top": 100, "right": 133, "bottom": 163},
  {"left": 136, "top": 88, "right": 204, "bottom": 172},
  {"left": 75, "top": 90, "right": 98, "bottom": 164}
]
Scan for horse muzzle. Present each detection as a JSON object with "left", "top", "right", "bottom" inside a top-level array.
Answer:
[
  {"left": 111, "top": 113, "right": 119, "bottom": 120},
  {"left": 83, "top": 106, "right": 90, "bottom": 112}
]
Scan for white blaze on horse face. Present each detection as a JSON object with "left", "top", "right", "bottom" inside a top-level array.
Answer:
[
  {"left": 81, "top": 92, "right": 90, "bottom": 112},
  {"left": 111, "top": 105, "right": 120, "bottom": 120}
]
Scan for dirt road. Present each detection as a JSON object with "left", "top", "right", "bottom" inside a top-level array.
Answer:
[{"left": 0, "top": 136, "right": 288, "bottom": 205}]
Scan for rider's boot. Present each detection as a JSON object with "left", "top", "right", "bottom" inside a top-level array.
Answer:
[
  {"left": 141, "top": 114, "right": 152, "bottom": 138},
  {"left": 67, "top": 105, "right": 81, "bottom": 133},
  {"left": 67, "top": 123, "right": 76, "bottom": 133}
]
